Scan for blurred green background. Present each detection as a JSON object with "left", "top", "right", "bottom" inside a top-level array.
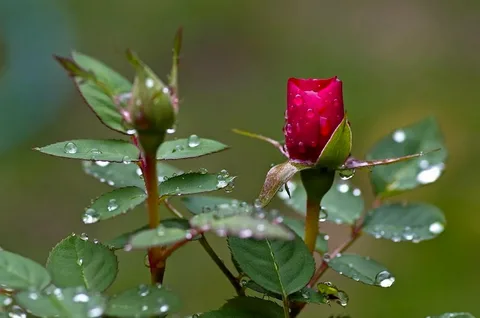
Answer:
[{"left": 1, "top": 1, "right": 479, "bottom": 317}]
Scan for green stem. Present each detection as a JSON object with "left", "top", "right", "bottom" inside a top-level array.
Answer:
[
  {"left": 144, "top": 153, "right": 166, "bottom": 284},
  {"left": 199, "top": 236, "right": 245, "bottom": 296},
  {"left": 300, "top": 168, "right": 335, "bottom": 254},
  {"left": 304, "top": 197, "right": 321, "bottom": 253}
]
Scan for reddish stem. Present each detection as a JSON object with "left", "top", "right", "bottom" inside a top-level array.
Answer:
[{"left": 143, "top": 153, "right": 166, "bottom": 284}]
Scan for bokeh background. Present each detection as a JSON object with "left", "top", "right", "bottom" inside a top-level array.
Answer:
[{"left": 1, "top": 1, "right": 479, "bottom": 317}]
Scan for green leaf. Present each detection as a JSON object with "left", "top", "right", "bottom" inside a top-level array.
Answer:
[
  {"left": 83, "top": 187, "right": 146, "bottom": 224},
  {"left": 106, "top": 219, "right": 193, "bottom": 250},
  {"left": 316, "top": 282, "right": 349, "bottom": 307},
  {"left": 190, "top": 213, "right": 293, "bottom": 240},
  {"left": 283, "top": 217, "right": 328, "bottom": 253},
  {"left": 328, "top": 254, "right": 395, "bottom": 287},
  {"left": 228, "top": 235, "right": 314, "bottom": 295},
  {"left": 289, "top": 287, "right": 328, "bottom": 305},
  {"left": 0, "top": 250, "right": 51, "bottom": 290},
  {"left": 257, "top": 161, "right": 307, "bottom": 208},
  {"left": 157, "top": 138, "right": 229, "bottom": 160},
  {"left": 363, "top": 202, "right": 446, "bottom": 242},
  {"left": 72, "top": 52, "right": 131, "bottom": 133},
  {"left": 128, "top": 220, "right": 192, "bottom": 249},
  {"left": 200, "top": 297, "right": 284, "bottom": 318},
  {"left": 279, "top": 181, "right": 364, "bottom": 225},
  {"left": 427, "top": 313, "right": 475, "bottom": 318},
  {"left": 82, "top": 161, "right": 181, "bottom": 189},
  {"left": 106, "top": 284, "right": 181, "bottom": 317},
  {"left": 46, "top": 234, "right": 118, "bottom": 292},
  {"left": 181, "top": 195, "right": 236, "bottom": 215},
  {"left": 35, "top": 139, "right": 138, "bottom": 162},
  {"left": 316, "top": 116, "right": 352, "bottom": 168},
  {"left": 367, "top": 117, "right": 447, "bottom": 197},
  {"left": 159, "top": 172, "right": 235, "bottom": 198},
  {"left": 15, "top": 286, "right": 107, "bottom": 317}
]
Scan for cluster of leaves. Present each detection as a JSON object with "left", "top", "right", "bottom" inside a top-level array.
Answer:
[{"left": 0, "top": 30, "right": 473, "bottom": 318}]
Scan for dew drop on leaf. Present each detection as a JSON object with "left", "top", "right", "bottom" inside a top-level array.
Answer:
[
  {"left": 107, "top": 199, "right": 118, "bottom": 212},
  {"left": 122, "top": 156, "right": 132, "bottom": 164},
  {"left": 95, "top": 161, "right": 109, "bottom": 167},
  {"left": 319, "top": 207, "right": 328, "bottom": 222},
  {"left": 323, "top": 253, "right": 331, "bottom": 263},
  {"left": 374, "top": 270, "right": 395, "bottom": 287},
  {"left": 254, "top": 198, "right": 262, "bottom": 209},
  {"left": 429, "top": 221, "right": 444, "bottom": 234},
  {"left": 187, "top": 134, "right": 201, "bottom": 148},
  {"left": 7, "top": 305, "right": 26, "bottom": 318},
  {"left": 159, "top": 304, "right": 169, "bottom": 313},
  {"left": 28, "top": 291, "right": 39, "bottom": 300},
  {"left": 77, "top": 258, "right": 84, "bottom": 266},
  {"left": 64, "top": 142, "right": 78, "bottom": 154},
  {"left": 137, "top": 285, "right": 149, "bottom": 296},
  {"left": 83, "top": 208, "right": 100, "bottom": 224},
  {"left": 72, "top": 292, "right": 90, "bottom": 303},
  {"left": 392, "top": 129, "right": 406, "bottom": 143},
  {"left": 79, "top": 233, "right": 89, "bottom": 241},
  {"left": 337, "top": 183, "right": 349, "bottom": 193}
]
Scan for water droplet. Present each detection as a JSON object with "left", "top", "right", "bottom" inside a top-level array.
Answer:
[
  {"left": 375, "top": 270, "right": 395, "bottom": 287},
  {"left": 28, "top": 291, "right": 39, "bottom": 300},
  {"left": 145, "top": 78, "right": 155, "bottom": 88},
  {"left": 156, "top": 225, "right": 166, "bottom": 236},
  {"left": 301, "top": 292, "right": 309, "bottom": 299},
  {"left": 187, "top": 134, "right": 201, "bottom": 148},
  {"left": 306, "top": 108, "right": 315, "bottom": 119},
  {"left": 416, "top": 163, "right": 444, "bottom": 184},
  {"left": 238, "top": 228, "right": 253, "bottom": 238},
  {"left": 162, "top": 87, "right": 170, "bottom": 95},
  {"left": 107, "top": 199, "right": 118, "bottom": 212},
  {"left": 73, "top": 292, "right": 90, "bottom": 303},
  {"left": 224, "top": 181, "right": 235, "bottom": 193},
  {"left": 293, "top": 94, "right": 303, "bottom": 106},
  {"left": 87, "top": 304, "right": 104, "bottom": 318},
  {"left": 298, "top": 141, "right": 306, "bottom": 153},
  {"left": 138, "top": 285, "right": 150, "bottom": 297},
  {"left": 392, "top": 130, "right": 406, "bottom": 143},
  {"left": 77, "top": 258, "right": 84, "bottom": 266},
  {"left": 319, "top": 208, "right": 328, "bottom": 222},
  {"left": 199, "top": 168, "right": 208, "bottom": 174},
  {"left": 64, "top": 142, "right": 78, "bottom": 154},
  {"left": 418, "top": 159, "right": 429, "bottom": 169},
  {"left": 339, "top": 169, "right": 355, "bottom": 180},
  {"left": 429, "top": 222, "right": 444, "bottom": 234},
  {"left": 122, "top": 156, "right": 132, "bottom": 164},
  {"left": 166, "top": 124, "right": 177, "bottom": 134},
  {"left": 7, "top": 305, "right": 26, "bottom": 318},
  {"left": 175, "top": 145, "right": 184, "bottom": 152},
  {"left": 336, "top": 290, "right": 349, "bottom": 307},
  {"left": 95, "top": 161, "right": 109, "bottom": 167},
  {"left": 391, "top": 234, "right": 401, "bottom": 242},
  {"left": 254, "top": 199, "right": 262, "bottom": 209},
  {"left": 239, "top": 277, "right": 249, "bottom": 287},
  {"left": 136, "top": 168, "right": 143, "bottom": 176},
  {"left": 256, "top": 223, "right": 266, "bottom": 232},
  {"left": 323, "top": 234, "right": 330, "bottom": 240},
  {"left": 126, "top": 129, "right": 137, "bottom": 135},
  {"left": 2, "top": 296, "right": 12, "bottom": 306},
  {"left": 352, "top": 188, "right": 361, "bottom": 196},
  {"left": 323, "top": 253, "right": 331, "bottom": 262},
  {"left": 337, "top": 183, "right": 349, "bottom": 193},
  {"left": 402, "top": 226, "right": 414, "bottom": 240},
  {"left": 83, "top": 208, "right": 100, "bottom": 224}
]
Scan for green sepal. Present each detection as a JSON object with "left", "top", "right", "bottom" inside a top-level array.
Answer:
[{"left": 315, "top": 115, "right": 352, "bottom": 169}]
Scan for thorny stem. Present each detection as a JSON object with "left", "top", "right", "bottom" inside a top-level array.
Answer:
[
  {"left": 232, "top": 128, "right": 287, "bottom": 156},
  {"left": 304, "top": 197, "right": 321, "bottom": 253},
  {"left": 144, "top": 153, "right": 166, "bottom": 284},
  {"left": 199, "top": 236, "right": 245, "bottom": 296},
  {"left": 162, "top": 199, "right": 245, "bottom": 296}
]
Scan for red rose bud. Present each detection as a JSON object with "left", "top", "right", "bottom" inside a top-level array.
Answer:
[{"left": 284, "top": 77, "right": 346, "bottom": 165}]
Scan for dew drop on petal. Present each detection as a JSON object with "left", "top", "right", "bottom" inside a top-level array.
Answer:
[
  {"left": 64, "top": 142, "right": 78, "bottom": 154},
  {"left": 306, "top": 108, "right": 315, "bottom": 119},
  {"left": 293, "top": 94, "right": 303, "bottom": 106}
]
